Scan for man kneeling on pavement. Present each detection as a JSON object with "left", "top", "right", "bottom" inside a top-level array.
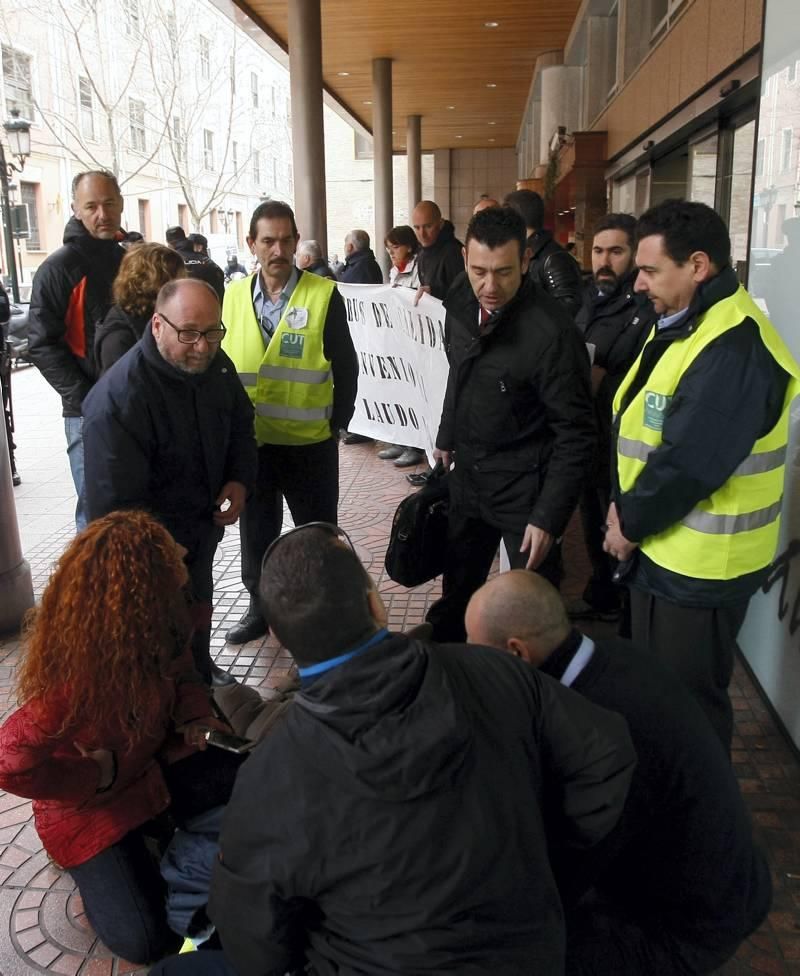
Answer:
[
  {"left": 466, "top": 570, "right": 771, "bottom": 976},
  {"left": 151, "top": 521, "right": 636, "bottom": 975}
]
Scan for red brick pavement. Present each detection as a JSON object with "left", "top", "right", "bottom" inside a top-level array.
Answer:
[{"left": 0, "top": 440, "right": 799, "bottom": 973}]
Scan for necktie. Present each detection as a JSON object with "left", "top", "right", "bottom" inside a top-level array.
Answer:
[{"left": 480, "top": 306, "right": 490, "bottom": 326}]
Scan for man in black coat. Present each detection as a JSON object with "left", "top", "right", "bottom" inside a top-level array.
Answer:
[
  {"left": 337, "top": 229, "right": 383, "bottom": 284},
  {"left": 466, "top": 569, "right": 772, "bottom": 976},
  {"left": 148, "top": 522, "right": 635, "bottom": 976},
  {"left": 505, "top": 189, "right": 584, "bottom": 318},
  {"left": 296, "top": 239, "right": 336, "bottom": 279},
  {"left": 426, "top": 206, "right": 595, "bottom": 642},
  {"left": 570, "top": 213, "right": 655, "bottom": 619},
  {"left": 166, "top": 226, "right": 225, "bottom": 303},
  {"left": 411, "top": 199, "right": 464, "bottom": 300},
  {"left": 28, "top": 170, "right": 125, "bottom": 530},
  {"left": 82, "top": 279, "right": 257, "bottom": 685}
]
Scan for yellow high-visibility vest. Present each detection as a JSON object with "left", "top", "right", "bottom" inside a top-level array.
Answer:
[
  {"left": 613, "top": 284, "right": 800, "bottom": 580},
  {"left": 222, "top": 271, "right": 336, "bottom": 446}
]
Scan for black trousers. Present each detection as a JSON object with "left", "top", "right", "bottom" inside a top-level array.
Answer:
[
  {"left": 240, "top": 439, "right": 339, "bottom": 602},
  {"left": 426, "top": 509, "right": 562, "bottom": 643},
  {"left": 184, "top": 526, "right": 224, "bottom": 683},
  {"left": 565, "top": 901, "right": 734, "bottom": 976},
  {"left": 629, "top": 588, "right": 749, "bottom": 754}
]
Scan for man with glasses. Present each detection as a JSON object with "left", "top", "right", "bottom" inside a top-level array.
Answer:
[
  {"left": 82, "top": 278, "right": 257, "bottom": 685},
  {"left": 221, "top": 200, "right": 358, "bottom": 646},
  {"left": 149, "top": 522, "right": 635, "bottom": 976}
]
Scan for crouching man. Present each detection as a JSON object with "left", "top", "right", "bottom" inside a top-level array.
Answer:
[
  {"left": 150, "top": 522, "right": 635, "bottom": 976},
  {"left": 466, "top": 570, "right": 772, "bottom": 975}
]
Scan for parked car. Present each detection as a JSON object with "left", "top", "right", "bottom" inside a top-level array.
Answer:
[{"left": 7, "top": 301, "right": 30, "bottom": 362}]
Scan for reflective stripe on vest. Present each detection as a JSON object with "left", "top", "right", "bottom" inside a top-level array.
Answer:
[
  {"left": 256, "top": 403, "right": 333, "bottom": 421},
  {"left": 222, "top": 272, "right": 336, "bottom": 446},
  {"left": 258, "top": 364, "right": 332, "bottom": 384},
  {"left": 613, "top": 284, "right": 800, "bottom": 579}
]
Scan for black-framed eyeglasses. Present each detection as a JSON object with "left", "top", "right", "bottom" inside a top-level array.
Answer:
[
  {"left": 261, "top": 522, "right": 355, "bottom": 574},
  {"left": 158, "top": 311, "right": 227, "bottom": 345}
]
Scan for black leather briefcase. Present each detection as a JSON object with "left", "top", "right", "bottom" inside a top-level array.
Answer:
[{"left": 384, "top": 463, "right": 449, "bottom": 587}]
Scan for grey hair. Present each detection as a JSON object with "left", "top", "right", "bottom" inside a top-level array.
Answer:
[
  {"left": 346, "top": 229, "right": 371, "bottom": 251},
  {"left": 72, "top": 170, "right": 121, "bottom": 200},
  {"left": 297, "top": 239, "right": 323, "bottom": 261}
]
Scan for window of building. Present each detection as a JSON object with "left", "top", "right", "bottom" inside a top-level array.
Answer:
[
  {"left": 203, "top": 129, "right": 214, "bottom": 170},
  {"left": 253, "top": 150, "right": 261, "bottom": 185},
  {"left": 172, "top": 115, "right": 183, "bottom": 163},
  {"left": 2, "top": 46, "right": 33, "bottom": 119},
  {"left": 178, "top": 203, "right": 189, "bottom": 233},
  {"left": 607, "top": 2, "right": 619, "bottom": 102},
  {"left": 20, "top": 181, "right": 40, "bottom": 250},
  {"left": 250, "top": 72, "right": 258, "bottom": 109},
  {"left": 236, "top": 210, "right": 244, "bottom": 247},
  {"left": 199, "top": 36, "right": 210, "bottom": 81},
  {"left": 650, "top": 0, "right": 686, "bottom": 41},
  {"left": 129, "top": 98, "right": 146, "bottom": 153},
  {"left": 232, "top": 140, "right": 239, "bottom": 172},
  {"left": 781, "top": 127, "right": 793, "bottom": 172},
  {"left": 755, "top": 138, "right": 765, "bottom": 178},
  {"left": 138, "top": 199, "right": 150, "bottom": 237},
  {"left": 687, "top": 131, "right": 719, "bottom": 208},
  {"left": 79, "top": 76, "right": 95, "bottom": 141}
]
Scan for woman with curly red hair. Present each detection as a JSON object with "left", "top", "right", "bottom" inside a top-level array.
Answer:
[
  {"left": 0, "top": 510, "right": 238, "bottom": 964},
  {"left": 95, "top": 242, "right": 186, "bottom": 374}
]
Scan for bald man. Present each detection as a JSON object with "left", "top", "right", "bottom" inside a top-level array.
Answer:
[
  {"left": 466, "top": 571, "right": 771, "bottom": 976},
  {"left": 83, "top": 279, "right": 257, "bottom": 685},
  {"left": 411, "top": 200, "right": 464, "bottom": 301}
]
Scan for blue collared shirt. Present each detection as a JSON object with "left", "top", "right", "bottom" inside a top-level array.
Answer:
[
  {"left": 657, "top": 306, "right": 689, "bottom": 332},
  {"left": 252, "top": 265, "right": 300, "bottom": 344}
]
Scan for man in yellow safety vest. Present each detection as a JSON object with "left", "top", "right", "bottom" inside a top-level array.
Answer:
[
  {"left": 222, "top": 201, "right": 358, "bottom": 645},
  {"left": 603, "top": 199, "right": 800, "bottom": 752}
]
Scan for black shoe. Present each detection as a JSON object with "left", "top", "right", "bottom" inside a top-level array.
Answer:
[
  {"left": 210, "top": 664, "right": 238, "bottom": 687},
  {"left": 394, "top": 448, "right": 426, "bottom": 467},
  {"left": 12, "top": 471, "right": 20, "bottom": 486},
  {"left": 378, "top": 444, "right": 405, "bottom": 460},
  {"left": 342, "top": 431, "right": 374, "bottom": 445},
  {"left": 226, "top": 611, "right": 268, "bottom": 644},
  {"left": 406, "top": 472, "right": 429, "bottom": 486}
]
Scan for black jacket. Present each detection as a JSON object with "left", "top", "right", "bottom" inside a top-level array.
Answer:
[
  {"left": 174, "top": 242, "right": 225, "bottom": 303},
  {"left": 307, "top": 257, "right": 336, "bottom": 279},
  {"left": 575, "top": 273, "right": 655, "bottom": 454},
  {"left": 438, "top": 275, "right": 595, "bottom": 535},
  {"left": 417, "top": 220, "right": 464, "bottom": 300},
  {"left": 337, "top": 247, "right": 384, "bottom": 285},
  {"left": 542, "top": 631, "right": 771, "bottom": 971},
  {"left": 613, "top": 266, "right": 790, "bottom": 606},
  {"left": 209, "top": 634, "right": 635, "bottom": 976},
  {"left": 94, "top": 304, "right": 150, "bottom": 376},
  {"left": 527, "top": 230, "right": 584, "bottom": 320},
  {"left": 82, "top": 325, "right": 257, "bottom": 549},
  {"left": 28, "top": 217, "right": 124, "bottom": 416}
]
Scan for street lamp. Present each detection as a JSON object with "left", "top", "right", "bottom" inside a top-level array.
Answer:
[{"left": 0, "top": 109, "right": 31, "bottom": 302}]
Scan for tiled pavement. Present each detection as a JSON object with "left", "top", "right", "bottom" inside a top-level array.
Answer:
[{"left": 2, "top": 365, "right": 800, "bottom": 974}]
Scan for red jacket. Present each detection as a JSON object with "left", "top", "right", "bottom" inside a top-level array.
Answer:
[{"left": 0, "top": 655, "right": 212, "bottom": 868}]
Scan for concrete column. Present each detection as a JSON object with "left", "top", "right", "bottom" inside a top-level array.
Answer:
[
  {"left": 288, "top": 0, "right": 327, "bottom": 254},
  {"left": 372, "top": 58, "right": 393, "bottom": 278},
  {"left": 0, "top": 416, "right": 33, "bottom": 634},
  {"left": 407, "top": 114, "right": 422, "bottom": 214}
]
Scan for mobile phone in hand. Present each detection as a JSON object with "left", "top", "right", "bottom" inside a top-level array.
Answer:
[{"left": 204, "top": 730, "right": 253, "bottom": 754}]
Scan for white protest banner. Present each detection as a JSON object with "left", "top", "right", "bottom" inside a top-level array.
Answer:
[{"left": 337, "top": 283, "right": 449, "bottom": 462}]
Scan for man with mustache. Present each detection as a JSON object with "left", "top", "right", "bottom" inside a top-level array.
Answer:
[
  {"left": 569, "top": 214, "right": 655, "bottom": 622},
  {"left": 221, "top": 201, "right": 358, "bottom": 645},
  {"left": 28, "top": 170, "right": 125, "bottom": 530}
]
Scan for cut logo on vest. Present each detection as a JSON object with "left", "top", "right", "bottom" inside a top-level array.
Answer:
[
  {"left": 280, "top": 332, "right": 305, "bottom": 359},
  {"left": 643, "top": 391, "right": 672, "bottom": 431}
]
